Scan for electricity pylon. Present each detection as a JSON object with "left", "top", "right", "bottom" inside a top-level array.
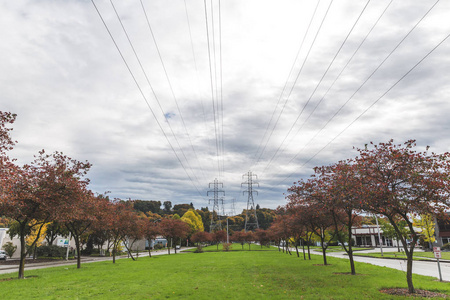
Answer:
[
  {"left": 207, "top": 178, "right": 225, "bottom": 232},
  {"left": 242, "top": 171, "right": 259, "bottom": 232}
]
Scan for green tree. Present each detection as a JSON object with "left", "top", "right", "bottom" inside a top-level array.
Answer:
[{"left": 2, "top": 241, "right": 17, "bottom": 258}]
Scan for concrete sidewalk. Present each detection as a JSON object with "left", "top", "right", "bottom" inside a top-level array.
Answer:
[{"left": 324, "top": 248, "right": 450, "bottom": 281}]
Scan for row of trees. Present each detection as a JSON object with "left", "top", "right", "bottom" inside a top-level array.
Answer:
[
  {"left": 278, "top": 140, "right": 450, "bottom": 294},
  {"left": 0, "top": 112, "right": 199, "bottom": 278},
  {"left": 132, "top": 200, "right": 276, "bottom": 233}
]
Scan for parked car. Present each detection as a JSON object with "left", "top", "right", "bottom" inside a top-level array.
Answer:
[{"left": 0, "top": 250, "right": 7, "bottom": 260}]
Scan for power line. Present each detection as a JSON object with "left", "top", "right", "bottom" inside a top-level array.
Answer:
[
  {"left": 261, "top": 0, "right": 371, "bottom": 175},
  {"left": 253, "top": 0, "right": 334, "bottom": 169},
  {"left": 252, "top": 0, "right": 322, "bottom": 169},
  {"left": 91, "top": 0, "right": 205, "bottom": 200},
  {"left": 139, "top": 0, "right": 208, "bottom": 184},
  {"left": 109, "top": 0, "right": 205, "bottom": 189},
  {"left": 204, "top": 0, "right": 221, "bottom": 178},
  {"left": 276, "top": 27, "right": 450, "bottom": 187},
  {"left": 264, "top": 0, "right": 438, "bottom": 180}
]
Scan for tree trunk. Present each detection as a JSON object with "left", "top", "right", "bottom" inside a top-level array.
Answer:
[
  {"left": 347, "top": 220, "right": 356, "bottom": 275},
  {"left": 302, "top": 243, "right": 306, "bottom": 260},
  {"left": 112, "top": 244, "right": 116, "bottom": 264},
  {"left": 406, "top": 251, "right": 415, "bottom": 293},
  {"left": 18, "top": 223, "right": 27, "bottom": 279},
  {"left": 295, "top": 244, "right": 299, "bottom": 258},
  {"left": 307, "top": 244, "right": 311, "bottom": 260},
  {"left": 74, "top": 235, "right": 82, "bottom": 269},
  {"left": 322, "top": 246, "right": 328, "bottom": 265}
]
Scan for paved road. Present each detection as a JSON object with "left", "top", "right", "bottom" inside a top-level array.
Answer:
[
  {"left": 0, "top": 248, "right": 193, "bottom": 275},
  {"left": 326, "top": 248, "right": 450, "bottom": 281}
]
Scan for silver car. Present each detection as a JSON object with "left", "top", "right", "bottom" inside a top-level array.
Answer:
[{"left": 0, "top": 250, "right": 7, "bottom": 260}]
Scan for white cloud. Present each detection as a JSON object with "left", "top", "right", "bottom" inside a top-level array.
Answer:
[{"left": 1, "top": 0, "right": 449, "bottom": 213}]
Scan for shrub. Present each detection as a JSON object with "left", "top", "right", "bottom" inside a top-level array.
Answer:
[
  {"left": 2, "top": 242, "right": 17, "bottom": 258},
  {"left": 194, "top": 245, "right": 203, "bottom": 253},
  {"left": 36, "top": 245, "right": 67, "bottom": 259},
  {"left": 222, "top": 243, "right": 232, "bottom": 252},
  {"left": 153, "top": 243, "right": 164, "bottom": 250},
  {"left": 442, "top": 243, "right": 450, "bottom": 251}
]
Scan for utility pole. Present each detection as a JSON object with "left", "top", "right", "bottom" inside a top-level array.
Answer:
[
  {"left": 242, "top": 171, "right": 259, "bottom": 232},
  {"left": 207, "top": 178, "right": 225, "bottom": 232}
]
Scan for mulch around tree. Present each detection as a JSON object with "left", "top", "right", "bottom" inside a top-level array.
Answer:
[
  {"left": 333, "top": 272, "right": 366, "bottom": 276},
  {"left": 380, "top": 288, "right": 449, "bottom": 298}
]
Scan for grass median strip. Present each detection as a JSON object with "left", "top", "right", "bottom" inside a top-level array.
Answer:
[
  {"left": 1, "top": 246, "right": 449, "bottom": 299},
  {"left": 353, "top": 251, "right": 450, "bottom": 261}
]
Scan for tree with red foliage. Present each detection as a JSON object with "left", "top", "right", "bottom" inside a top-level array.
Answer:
[
  {"left": 289, "top": 161, "right": 362, "bottom": 274},
  {"left": 212, "top": 230, "right": 227, "bottom": 250},
  {"left": 286, "top": 183, "right": 336, "bottom": 265},
  {"left": 144, "top": 219, "right": 160, "bottom": 258},
  {"left": 253, "top": 229, "right": 270, "bottom": 249},
  {"left": 159, "top": 218, "right": 190, "bottom": 254},
  {"left": 356, "top": 140, "right": 450, "bottom": 293},
  {"left": 102, "top": 200, "right": 139, "bottom": 263},
  {"left": 232, "top": 231, "right": 248, "bottom": 250},
  {"left": 1, "top": 150, "right": 92, "bottom": 278},
  {"left": 122, "top": 214, "right": 146, "bottom": 260},
  {"left": 191, "top": 231, "right": 212, "bottom": 246},
  {"left": 270, "top": 207, "right": 293, "bottom": 254},
  {"left": 63, "top": 191, "right": 100, "bottom": 269}
]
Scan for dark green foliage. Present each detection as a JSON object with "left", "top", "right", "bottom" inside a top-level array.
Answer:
[
  {"left": 133, "top": 200, "right": 162, "bottom": 214},
  {"left": 36, "top": 245, "right": 67, "bottom": 259}
]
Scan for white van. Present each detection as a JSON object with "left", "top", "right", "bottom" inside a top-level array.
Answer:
[{"left": 0, "top": 250, "right": 7, "bottom": 260}]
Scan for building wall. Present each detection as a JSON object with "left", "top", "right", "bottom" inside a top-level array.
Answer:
[{"left": 0, "top": 227, "right": 76, "bottom": 259}]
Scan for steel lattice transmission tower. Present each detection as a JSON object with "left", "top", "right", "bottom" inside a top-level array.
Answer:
[
  {"left": 207, "top": 178, "right": 225, "bottom": 232},
  {"left": 242, "top": 171, "right": 259, "bottom": 232}
]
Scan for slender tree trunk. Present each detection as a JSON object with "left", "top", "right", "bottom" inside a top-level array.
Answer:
[
  {"left": 18, "top": 223, "right": 27, "bottom": 279},
  {"left": 295, "top": 243, "right": 299, "bottom": 258},
  {"left": 74, "top": 236, "right": 82, "bottom": 269},
  {"left": 302, "top": 242, "right": 306, "bottom": 260},
  {"left": 112, "top": 247, "right": 116, "bottom": 263},
  {"left": 347, "top": 219, "right": 356, "bottom": 275},
  {"left": 307, "top": 244, "right": 311, "bottom": 260},
  {"left": 322, "top": 246, "right": 328, "bottom": 265},
  {"left": 406, "top": 251, "right": 415, "bottom": 293}
]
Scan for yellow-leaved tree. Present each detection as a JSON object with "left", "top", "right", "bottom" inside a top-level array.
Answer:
[
  {"left": 26, "top": 220, "right": 51, "bottom": 259},
  {"left": 413, "top": 214, "right": 436, "bottom": 248},
  {"left": 181, "top": 209, "right": 204, "bottom": 236}
]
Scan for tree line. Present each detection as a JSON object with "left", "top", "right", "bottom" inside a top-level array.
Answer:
[{"left": 275, "top": 140, "right": 450, "bottom": 294}]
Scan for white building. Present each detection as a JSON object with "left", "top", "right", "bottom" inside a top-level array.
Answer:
[{"left": 352, "top": 225, "right": 400, "bottom": 248}]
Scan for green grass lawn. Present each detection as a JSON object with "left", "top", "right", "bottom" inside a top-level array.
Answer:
[
  {"left": 308, "top": 246, "right": 369, "bottom": 253},
  {"left": 1, "top": 248, "right": 449, "bottom": 299},
  {"left": 353, "top": 251, "right": 450, "bottom": 261}
]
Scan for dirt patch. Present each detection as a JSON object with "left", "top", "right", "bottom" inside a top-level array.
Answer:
[
  {"left": 333, "top": 272, "right": 365, "bottom": 276},
  {"left": 380, "top": 288, "right": 449, "bottom": 298},
  {"left": 0, "top": 275, "right": 38, "bottom": 282}
]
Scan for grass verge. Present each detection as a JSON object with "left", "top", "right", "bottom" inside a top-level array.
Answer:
[
  {"left": 1, "top": 248, "right": 449, "bottom": 299},
  {"left": 353, "top": 251, "right": 450, "bottom": 261}
]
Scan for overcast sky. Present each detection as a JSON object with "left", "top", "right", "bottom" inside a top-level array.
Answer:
[{"left": 1, "top": 0, "right": 450, "bottom": 214}]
